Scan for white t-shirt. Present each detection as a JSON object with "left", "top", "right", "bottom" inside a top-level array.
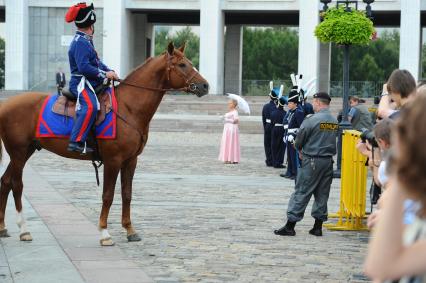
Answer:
[{"left": 378, "top": 160, "right": 388, "bottom": 187}]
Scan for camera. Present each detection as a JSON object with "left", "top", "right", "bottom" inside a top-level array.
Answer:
[
  {"left": 373, "top": 96, "right": 381, "bottom": 105},
  {"left": 360, "top": 128, "right": 378, "bottom": 148}
]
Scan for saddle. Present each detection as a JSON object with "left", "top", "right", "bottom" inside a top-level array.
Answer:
[{"left": 52, "top": 84, "right": 112, "bottom": 126}]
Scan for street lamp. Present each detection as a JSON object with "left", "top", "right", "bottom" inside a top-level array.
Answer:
[{"left": 319, "top": 0, "right": 374, "bottom": 178}]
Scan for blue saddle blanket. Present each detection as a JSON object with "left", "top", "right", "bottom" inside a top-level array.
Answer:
[{"left": 36, "top": 90, "right": 117, "bottom": 139}]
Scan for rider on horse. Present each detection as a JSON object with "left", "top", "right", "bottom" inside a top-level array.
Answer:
[{"left": 65, "top": 2, "right": 118, "bottom": 154}]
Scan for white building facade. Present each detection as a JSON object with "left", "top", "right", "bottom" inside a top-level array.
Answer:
[{"left": 4, "top": 0, "right": 426, "bottom": 94}]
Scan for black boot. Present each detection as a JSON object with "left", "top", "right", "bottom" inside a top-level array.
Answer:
[
  {"left": 274, "top": 221, "right": 296, "bottom": 236},
  {"left": 67, "top": 141, "right": 94, "bottom": 154},
  {"left": 309, "top": 219, "right": 323, "bottom": 236}
]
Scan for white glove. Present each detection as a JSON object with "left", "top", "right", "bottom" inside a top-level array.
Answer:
[
  {"left": 283, "top": 136, "right": 287, "bottom": 142},
  {"left": 287, "top": 135, "right": 294, "bottom": 143}
]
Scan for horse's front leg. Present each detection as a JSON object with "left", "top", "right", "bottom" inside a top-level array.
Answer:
[
  {"left": 99, "top": 162, "right": 120, "bottom": 246},
  {"left": 120, "top": 157, "right": 141, "bottom": 242}
]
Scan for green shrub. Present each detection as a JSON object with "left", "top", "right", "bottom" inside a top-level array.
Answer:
[{"left": 315, "top": 7, "right": 375, "bottom": 45}]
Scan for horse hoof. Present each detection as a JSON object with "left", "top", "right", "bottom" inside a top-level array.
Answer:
[
  {"left": 100, "top": 237, "right": 115, "bottom": 246},
  {"left": 127, "top": 233, "right": 141, "bottom": 242},
  {"left": 0, "top": 229, "right": 10, "bottom": 238},
  {"left": 20, "top": 232, "right": 33, "bottom": 242}
]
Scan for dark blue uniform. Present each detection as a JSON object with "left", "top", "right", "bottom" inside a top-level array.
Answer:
[
  {"left": 284, "top": 108, "right": 305, "bottom": 177},
  {"left": 302, "top": 102, "right": 314, "bottom": 116},
  {"left": 262, "top": 100, "right": 276, "bottom": 166},
  {"left": 68, "top": 30, "right": 111, "bottom": 143},
  {"left": 270, "top": 107, "right": 287, "bottom": 168}
]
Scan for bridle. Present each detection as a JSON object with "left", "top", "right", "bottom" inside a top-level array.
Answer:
[
  {"left": 108, "top": 52, "right": 200, "bottom": 160},
  {"left": 115, "top": 53, "right": 199, "bottom": 93}
]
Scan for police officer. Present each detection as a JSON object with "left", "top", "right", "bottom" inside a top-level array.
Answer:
[
  {"left": 65, "top": 2, "right": 119, "bottom": 153},
  {"left": 281, "top": 89, "right": 304, "bottom": 180},
  {"left": 274, "top": 92, "right": 338, "bottom": 237},
  {"left": 262, "top": 88, "right": 279, "bottom": 166},
  {"left": 271, "top": 96, "right": 287, "bottom": 168}
]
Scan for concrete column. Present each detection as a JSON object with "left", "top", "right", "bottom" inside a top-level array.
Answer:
[
  {"left": 5, "top": 0, "right": 29, "bottom": 90},
  {"left": 146, "top": 23, "right": 154, "bottom": 58},
  {"left": 103, "top": 0, "right": 132, "bottom": 77},
  {"left": 133, "top": 14, "right": 148, "bottom": 68},
  {"left": 224, "top": 25, "right": 243, "bottom": 94},
  {"left": 318, "top": 43, "right": 331, "bottom": 93},
  {"left": 298, "top": 0, "right": 320, "bottom": 93},
  {"left": 200, "top": 0, "right": 224, "bottom": 95},
  {"left": 399, "top": 0, "right": 421, "bottom": 80}
]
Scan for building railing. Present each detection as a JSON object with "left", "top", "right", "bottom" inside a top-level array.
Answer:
[{"left": 237, "top": 80, "right": 384, "bottom": 97}]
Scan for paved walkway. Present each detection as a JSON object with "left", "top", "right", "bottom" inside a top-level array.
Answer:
[
  {"left": 0, "top": 159, "right": 153, "bottom": 283},
  {"left": 0, "top": 131, "right": 372, "bottom": 282}
]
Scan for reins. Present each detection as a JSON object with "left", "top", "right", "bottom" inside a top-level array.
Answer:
[
  {"left": 107, "top": 53, "right": 199, "bottom": 158},
  {"left": 113, "top": 53, "right": 198, "bottom": 93},
  {"left": 114, "top": 79, "right": 196, "bottom": 93}
]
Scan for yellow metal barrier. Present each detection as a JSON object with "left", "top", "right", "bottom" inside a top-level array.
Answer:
[{"left": 325, "top": 130, "right": 369, "bottom": 231}]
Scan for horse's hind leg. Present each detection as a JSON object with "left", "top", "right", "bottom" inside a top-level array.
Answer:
[
  {"left": 10, "top": 146, "right": 36, "bottom": 241},
  {"left": 0, "top": 164, "right": 12, "bottom": 237}
]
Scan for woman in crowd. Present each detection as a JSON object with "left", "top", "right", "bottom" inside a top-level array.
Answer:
[
  {"left": 364, "top": 94, "right": 426, "bottom": 282},
  {"left": 218, "top": 99, "right": 240, "bottom": 164}
]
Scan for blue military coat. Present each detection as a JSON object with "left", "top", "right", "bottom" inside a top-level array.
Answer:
[{"left": 68, "top": 31, "right": 111, "bottom": 96}]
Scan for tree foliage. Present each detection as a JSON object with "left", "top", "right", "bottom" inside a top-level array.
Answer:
[
  {"left": 315, "top": 7, "right": 375, "bottom": 45},
  {"left": 155, "top": 27, "right": 200, "bottom": 69},
  {"left": 242, "top": 27, "right": 298, "bottom": 80},
  {"left": 330, "top": 30, "right": 399, "bottom": 81},
  {"left": 153, "top": 27, "right": 426, "bottom": 83}
]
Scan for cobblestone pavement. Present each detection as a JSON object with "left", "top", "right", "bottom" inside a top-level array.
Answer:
[{"left": 27, "top": 132, "right": 371, "bottom": 283}]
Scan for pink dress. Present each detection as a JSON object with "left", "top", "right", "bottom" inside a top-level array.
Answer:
[{"left": 218, "top": 109, "right": 241, "bottom": 163}]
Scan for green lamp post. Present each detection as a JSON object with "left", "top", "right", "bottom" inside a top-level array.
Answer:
[{"left": 315, "top": 0, "right": 375, "bottom": 178}]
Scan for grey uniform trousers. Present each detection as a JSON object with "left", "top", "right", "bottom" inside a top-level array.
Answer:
[{"left": 287, "top": 156, "right": 333, "bottom": 222}]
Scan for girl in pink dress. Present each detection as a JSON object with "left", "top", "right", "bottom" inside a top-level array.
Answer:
[{"left": 218, "top": 99, "right": 241, "bottom": 164}]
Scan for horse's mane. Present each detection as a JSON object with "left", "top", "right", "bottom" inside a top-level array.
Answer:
[
  {"left": 121, "top": 50, "right": 185, "bottom": 83},
  {"left": 122, "top": 56, "right": 157, "bottom": 82}
]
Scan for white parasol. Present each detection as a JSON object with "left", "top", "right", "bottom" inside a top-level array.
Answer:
[{"left": 226, "top": 93, "right": 251, "bottom": 115}]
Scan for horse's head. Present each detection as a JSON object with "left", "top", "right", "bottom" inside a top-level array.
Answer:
[{"left": 165, "top": 42, "right": 209, "bottom": 97}]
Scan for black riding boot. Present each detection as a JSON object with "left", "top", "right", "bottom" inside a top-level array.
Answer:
[
  {"left": 67, "top": 141, "right": 94, "bottom": 154},
  {"left": 274, "top": 220, "right": 296, "bottom": 236},
  {"left": 309, "top": 219, "right": 323, "bottom": 236}
]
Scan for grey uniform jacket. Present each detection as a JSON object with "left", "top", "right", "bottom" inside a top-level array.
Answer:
[
  {"left": 351, "top": 104, "right": 373, "bottom": 131},
  {"left": 294, "top": 108, "right": 338, "bottom": 157}
]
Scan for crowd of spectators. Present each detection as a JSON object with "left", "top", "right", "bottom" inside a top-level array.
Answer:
[{"left": 356, "top": 69, "right": 426, "bottom": 282}]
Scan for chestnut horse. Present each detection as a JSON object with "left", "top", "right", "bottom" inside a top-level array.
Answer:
[{"left": 0, "top": 42, "right": 209, "bottom": 246}]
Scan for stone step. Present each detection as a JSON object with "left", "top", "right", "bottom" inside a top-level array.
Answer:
[
  {"left": 157, "top": 95, "right": 376, "bottom": 117},
  {"left": 151, "top": 95, "right": 377, "bottom": 133},
  {"left": 150, "top": 114, "right": 263, "bottom": 134}
]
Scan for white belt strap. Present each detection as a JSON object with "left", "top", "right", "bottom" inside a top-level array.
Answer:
[
  {"left": 76, "top": 76, "right": 100, "bottom": 111},
  {"left": 274, "top": 123, "right": 283, "bottom": 126},
  {"left": 287, "top": 128, "right": 299, "bottom": 134},
  {"left": 284, "top": 125, "right": 288, "bottom": 129}
]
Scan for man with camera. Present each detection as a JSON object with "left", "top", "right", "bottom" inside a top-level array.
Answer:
[
  {"left": 378, "top": 69, "right": 417, "bottom": 120},
  {"left": 348, "top": 95, "right": 373, "bottom": 131},
  {"left": 274, "top": 92, "right": 338, "bottom": 237}
]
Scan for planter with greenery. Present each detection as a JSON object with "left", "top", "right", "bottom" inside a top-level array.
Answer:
[{"left": 315, "top": 7, "right": 375, "bottom": 46}]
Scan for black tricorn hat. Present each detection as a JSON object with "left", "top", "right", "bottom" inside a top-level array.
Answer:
[
  {"left": 287, "top": 86, "right": 299, "bottom": 104},
  {"left": 65, "top": 2, "right": 96, "bottom": 28}
]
